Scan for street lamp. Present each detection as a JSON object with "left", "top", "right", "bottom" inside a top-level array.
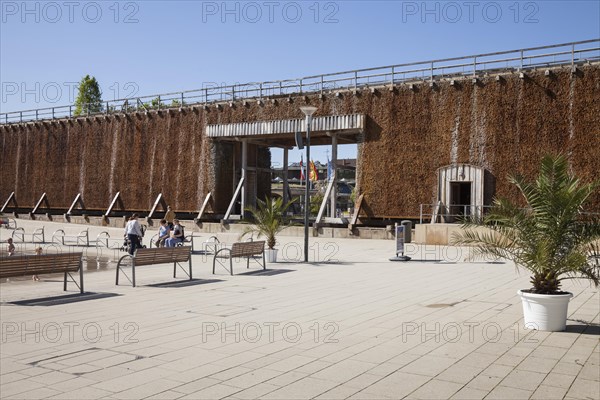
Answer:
[{"left": 300, "top": 106, "right": 317, "bottom": 263}]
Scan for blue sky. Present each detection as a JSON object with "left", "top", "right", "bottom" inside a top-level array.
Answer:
[{"left": 1, "top": 0, "right": 599, "bottom": 165}]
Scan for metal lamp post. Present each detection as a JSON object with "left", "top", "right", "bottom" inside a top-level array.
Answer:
[{"left": 300, "top": 106, "right": 317, "bottom": 263}]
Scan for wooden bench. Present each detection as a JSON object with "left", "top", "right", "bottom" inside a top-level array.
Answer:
[
  {"left": 0, "top": 252, "right": 84, "bottom": 293},
  {"left": 116, "top": 246, "right": 192, "bottom": 287},
  {"left": 212, "top": 241, "right": 265, "bottom": 275}
]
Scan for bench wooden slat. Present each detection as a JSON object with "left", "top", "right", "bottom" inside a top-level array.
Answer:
[
  {"left": 116, "top": 246, "right": 192, "bottom": 287},
  {"left": 212, "top": 241, "right": 265, "bottom": 275},
  {"left": 230, "top": 241, "right": 265, "bottom": 258},
  {"left": 0, "top": 253, "right": 84, "bottom": 292}
]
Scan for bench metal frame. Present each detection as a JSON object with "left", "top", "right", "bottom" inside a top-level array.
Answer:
[
  {"left": 52, "top": 228, "right": 89, "bottom": 246},
  {"left": 0, "top": 252, "right": 84, "bottom": 293},
  {"left": 0, "top": 217, "right": 17, "bottom": 229},
  {"left": 11, "top": 227, "right": 45, "bottom": 243},
  {"left": 116, "top": 246, "right": 192, "bottom": 287},
  {"left": 213, "top": 240, "right": 266, "bottom": 276}
]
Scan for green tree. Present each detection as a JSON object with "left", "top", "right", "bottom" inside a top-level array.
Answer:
[
  {"left": 452, "top": 155, "right": 600, "bottom": 294},
  {"left": 74, "top": 75, "right": 103, "bottom": 116}
]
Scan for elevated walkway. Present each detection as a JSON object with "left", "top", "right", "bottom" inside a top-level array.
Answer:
[{"left": 2, "top": 39, "right": 598, "bottom": 125}]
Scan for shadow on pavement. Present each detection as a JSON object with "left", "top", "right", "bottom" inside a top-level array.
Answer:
[
  {"left": 147, "top": 279, "right": 224, "bottom": 288},
  {"left": 6, "top": 292, "right": 121, "bottom": 306},
  {"left": 566, "top": 321, "right": 600, "bottom": 336},
  {"left": 238, "top": 269, "right": 296, "bottom": 276}
]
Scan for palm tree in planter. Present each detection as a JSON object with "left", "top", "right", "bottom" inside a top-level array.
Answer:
[
  {"left": 242, "top": 197, "right": 295, "bottom": 263},
  {"left": 452, "top": 155, "right": 600, "bottom": 331}
]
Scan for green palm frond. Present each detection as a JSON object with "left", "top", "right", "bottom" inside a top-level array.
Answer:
[
  {"left": 242, "top": 197, "right": 295, "bottom": 249},
  {"left": 452, "top": 154, "right": 600, "bottom": 294}
]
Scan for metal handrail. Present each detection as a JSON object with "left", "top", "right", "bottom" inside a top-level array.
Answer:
[
  {"left": 419, "top": 203, "right": 494, "bottom": 224},
  {"left": 2, "top": 39, "right": 598, "bottom": 124}
]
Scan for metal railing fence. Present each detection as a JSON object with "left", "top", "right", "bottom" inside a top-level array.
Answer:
[{"left": 1, "top": 39, "right": 598, "bottom": 125}]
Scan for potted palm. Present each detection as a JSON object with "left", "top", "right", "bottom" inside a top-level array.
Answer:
[
  {"left": 242, "top": 197, "right": 295, "bottom": 263},
  {"left": 453, "top": 155, "right": 600, "bottom": 331}
]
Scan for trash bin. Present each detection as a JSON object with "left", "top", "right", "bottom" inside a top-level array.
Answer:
[{"left": 401, "top": 220, "right": 412, "bottom": 243}]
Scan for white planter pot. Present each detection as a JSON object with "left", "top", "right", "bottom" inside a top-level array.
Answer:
[
  {"left": 265, "top": 248, "right": 278, "bottom": 263},
  {"left": 518, "top": 290, "right": 573, "bottom": 331}
]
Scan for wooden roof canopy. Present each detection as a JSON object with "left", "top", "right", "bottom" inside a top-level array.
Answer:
[{"left": 205, "top": 114, "right": 365, "bottom": 147}]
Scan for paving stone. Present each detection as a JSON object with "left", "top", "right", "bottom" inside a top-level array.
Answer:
[
  {"left": 8, "top": 387, "right": 61, "bottom": 400},
  {"left": 500, "top": 369, "right": 546, "bottom": 391},
  {"left": 565, "top": 377, "right": 600, "bottom": 399},
  {"left": 466, "top": 375, "right": 502, "bottom": 391},
  {"left": 450, "top": 386, "right": 488, "bottom": 400},
  {"left": 228, "top": 383, "right": 279, "bottom": 399},
  {"left": 485, "top": 385, "right": 533, "bottom": 399},
  {"left": 314, "top": 384, "right": 362, "bottom": 399},
  {"left": 516, "top": 356, "right": 558, "bottom": 374},
  {"left": 178, "top": 384, "right": 242, "bottom": 400},
  {"left": 405, "top": 378, "right": 463, "bottom": 399},
  {"left": 530, "top": 384, "right": 569, "bottom": 399},
  {"left": 353, "top": 371, "right": 431, "bottom": 399},
  {"left": 540, "top": 371, "right": 577, "bottom": 389},
  {"left": 436, "top": 365, "right": 482, "bottom": 384},
  {"left": 260, "top": 376, "right": 340, "bottom": 399}
]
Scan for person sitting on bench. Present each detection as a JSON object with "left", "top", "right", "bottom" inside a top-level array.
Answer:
[
  {"left": 165, "top": 219, "right": 184, "bottom": 247},
  {"left": 155, "top": 219, "right": 170, "bottom": 247}
]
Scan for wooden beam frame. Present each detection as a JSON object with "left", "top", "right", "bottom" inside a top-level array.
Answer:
[
  {"left": 67, "top": 193, "right": 85, "bottom": 215},
  {"left": 105, "top": 192, "right": 123, "bottom": 217},
  {"left": 315, "top": 171, "right": 336, "bottom": 226},
  {"left": 196, "top": 192, "right": 212, "bottom": 221},
  {"left": 1, "top": 192, "right": 16, "bottom": 213},
  {"left": 148, "top": 193, "right": 168, "bottom": 219},
  {"left": 223, "top": 178, "right": 244, "bottom": 222},
  {"left": 31, "top": 192, "right": 49, "bottom": 214}
]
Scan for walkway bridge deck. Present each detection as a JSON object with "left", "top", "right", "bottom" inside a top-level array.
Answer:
[{"left": 1, "top": 39, "right": 598, "bottom": 125}]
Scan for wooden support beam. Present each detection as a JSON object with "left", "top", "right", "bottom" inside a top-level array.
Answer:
[
  {"left": 348, "top": 193, "right": 364, "bottom": 234},
  {"left": 67, "top": 193, "right": 85, "bottom": 215},
  {"left": 31, "top": 192, "right": 48, "bottom": 214},
  {"left": 1, "top": 192, "right": 16, "bottom": 213},
  {"left": 105, "top": 192, "right": 122, "bottom": 217},
  {"left": 196, "top": 192, "right": 212, "bottom": 221},
  {"left": 315, "top": 172, "right": 336, "bottom": 226},
  {"left": 224, "top": 178, "right": 244, "bottom": 222},
  {"left": 148, "top": 193, "right": 167, "bottom": 219}
]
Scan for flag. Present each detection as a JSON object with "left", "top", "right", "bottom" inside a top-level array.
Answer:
[
  {"left": 299, "top": 155, "right": 305, "bottom": 181},
  {"left": 327, "top": 156, "right": 333, "bottom": 181},
  {"left": 309, "top": 160, "right": 319, "bottom": 181}
]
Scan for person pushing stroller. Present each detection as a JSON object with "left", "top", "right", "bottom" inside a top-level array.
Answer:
[{"left": 124, "top": 213, "right": 144, "bottom": 255}]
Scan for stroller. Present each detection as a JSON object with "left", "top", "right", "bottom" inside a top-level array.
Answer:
[{"left": 121, "top": 224, "right": 147, "bottom": 253}]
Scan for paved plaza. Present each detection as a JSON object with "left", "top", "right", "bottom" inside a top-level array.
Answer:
[{"left": 1, "top": 220, "right": 599, "bottom": 399}]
